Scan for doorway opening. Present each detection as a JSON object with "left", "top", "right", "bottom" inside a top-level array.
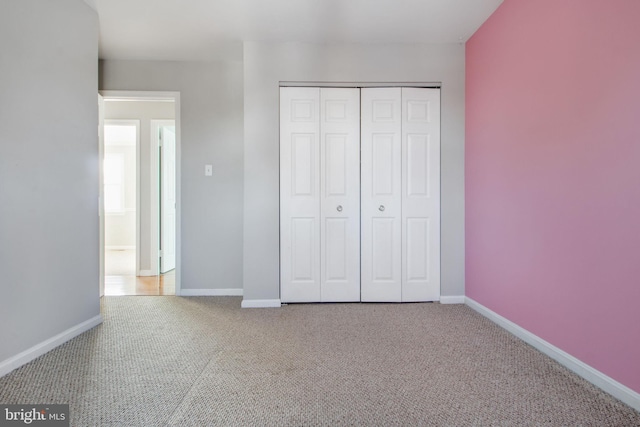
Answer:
[
  {"left": 99, "top": 91, "right": 181, "bottom": 296},
  {"left": 103, "top": 119, "right": 141, "bottom": 293}
]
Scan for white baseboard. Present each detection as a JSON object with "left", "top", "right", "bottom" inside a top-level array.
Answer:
[
  {"left": 180, "top": 288, "right": 243, "bottom": 296},
  {"left": 105, "top": 245, "right": 135, "bottom": 251},
  {"left": 465, "top": 297, "right": 640, "bottom": 412},
  {"left": 0, "top": 314, "right": 103, "bottom": 378},
  {"left": 138, "top": 270, "right": 154, "bottom": 277},
  {"left": 241, "top": 299, "right": 282, "bottom": 308},
  {"left": 439, "top": 295, "right": 465, "bottom": 304}
]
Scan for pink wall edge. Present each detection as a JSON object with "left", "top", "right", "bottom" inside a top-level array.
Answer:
[{"left": 465, "top": 0, "right": 640, "bottom": 393}]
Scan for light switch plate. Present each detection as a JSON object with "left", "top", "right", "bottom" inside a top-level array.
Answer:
[{"left": 205, "top": 164, "right": 213, "bottom": 176}]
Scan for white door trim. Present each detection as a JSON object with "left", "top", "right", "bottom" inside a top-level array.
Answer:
[{"left": 99, "top": 90, "right": 182, "bottom": 295}]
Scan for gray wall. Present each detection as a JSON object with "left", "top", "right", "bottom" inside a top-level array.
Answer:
[
  {"left": 243, "top": 42, "right": 466, "bottom": 301},
  {"left": 104, "top": 101, "right": 175, "bottom": 271},
  {"left": 100, "top": 60, "right": 244, "bottom": 291},
  {"left": 0, "top": 0, "right": 100, "bottom": 362}
]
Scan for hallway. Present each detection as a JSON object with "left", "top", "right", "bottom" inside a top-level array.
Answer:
[{"left": 105, "top": 249, "right": 174, "bottom": 295}]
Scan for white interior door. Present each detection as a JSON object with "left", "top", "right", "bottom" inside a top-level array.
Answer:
[
  {"left": 361, "top": 88, "right": 403, "bottom": 302},
  {"left": 280, "top": 87, "right": 321, "bottom": 302},
  {"left": 401, "top": 88, "right": 440, "bottom": 301},
  {"left": 160, "top": 125, "right": 176, "bottom": 273},
  {"left": 320, "top": 88, "right": 360, "bottom": 302},
  {"left": 281, "top": 86, "right": 440, "bottom": 303}
]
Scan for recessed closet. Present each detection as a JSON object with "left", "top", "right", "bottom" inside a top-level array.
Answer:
[{"left": 280, "top": 86, "right": 440, "bottom": 303}]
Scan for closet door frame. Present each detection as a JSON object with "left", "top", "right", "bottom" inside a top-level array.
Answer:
[{"left": 280, "top": 83, "right": 441, "bottom": 304}]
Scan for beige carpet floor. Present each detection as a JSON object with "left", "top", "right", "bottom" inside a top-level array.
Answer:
[{"left": 0, "top": 297, "right": 638, "bottom": 426}]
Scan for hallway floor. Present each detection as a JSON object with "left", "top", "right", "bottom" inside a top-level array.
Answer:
[{"left": 105, "top": 249, "right": 175, "bottom": 295}]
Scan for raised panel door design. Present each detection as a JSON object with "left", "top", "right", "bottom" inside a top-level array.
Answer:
[
  {"left": 406, "top": 100, "right": 430, "bottom": 123},
  {"left": 291, "top": 218, "right": 316, "bottom": 281},
  {"left": 325, "top": 134, "right": 347, "bottom": 197},
  {"left": 325, "top": 100, "right": 348, "bottom": 122},
  {"left": 280, "top": 87, "right": 321, "bottom": 302},
  {"left": 406, "top": 134, "right": 429, "bottom": 197},
  {"left": 292, "top": 134, "right": 315, "bottom": 197},
  {"left": 282, "top": 86, "right": 441, "bottom": 304},
  {"left": 291, "top": 100, "right": 315, "bottom": 122},
  {"left": 320, "top": 88, "right": 360, "bottom": 302},
  {"left": 324, "top": 218, "right": 347, "bottom": 281},
  {"left": 371, "top": 218, "right": 395, "bottom": 281},
  {"left": 405, "top": 218, "right": 429, "bottom": 281},
  {"left": 402, "top": 88, "right": 440, "bottom": 302},
  {"left": 361, "top": 88, "right": 402, "bottom": 302},
  {"left": 372, "top": 134, "right": 395, "bottom": 196},
  {"left": 372, "top": 100, "right": 396, "bottom": 122}
]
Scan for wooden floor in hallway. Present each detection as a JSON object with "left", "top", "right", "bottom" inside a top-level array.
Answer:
[
  {"left": 105, "top": 248, "right": 175, "bottom": 295},
  {"left": 105, "top": 271, "right": 175, "bottom": 296}
]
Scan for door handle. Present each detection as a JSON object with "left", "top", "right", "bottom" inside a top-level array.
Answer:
[
  {"left": 379, "top": 205, "right": 385, "bottom": 212},
  {"left": 337, "top": 205, "right": 343, "bottom": 212}
]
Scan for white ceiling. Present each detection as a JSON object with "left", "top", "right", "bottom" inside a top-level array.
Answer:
[{"left": 88, "top": 0, "right": 503, "bottom": 62}]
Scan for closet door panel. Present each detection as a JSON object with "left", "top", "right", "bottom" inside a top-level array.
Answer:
[
  {"left": 320, "top": 88, "right": 360, "bottom": 302},
  {"left": 405, "top": 218, "right": 429, "bottom": 281},
  {"left": 371, "top": 218, "right": 395, "bottom": 280},
  {"left": 361, "top": 88, "right": 402, "bottom": 302},
  {"left": 291, "top": 218, "right": 316, "bottom": 280},
  {"left": 280, "top": 87, "right": 321, "bottom": 302},
  {"left": 401, "top": 88, "right": 440, "bottom": 302}
]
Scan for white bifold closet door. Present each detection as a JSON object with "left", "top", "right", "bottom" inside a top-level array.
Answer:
[
  {"left": 360, "top": 88, "right": 403, "bottom": 301},
  {"left": 280, "top": 87, "right": 360, "bottom": 303},
  {"left": 361, "top": 88, "right": 441, "bottom": 302}
]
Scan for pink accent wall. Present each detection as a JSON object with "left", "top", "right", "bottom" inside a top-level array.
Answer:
[{"left": 466, "top": 0, "right": 640, "bottom": 393}]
